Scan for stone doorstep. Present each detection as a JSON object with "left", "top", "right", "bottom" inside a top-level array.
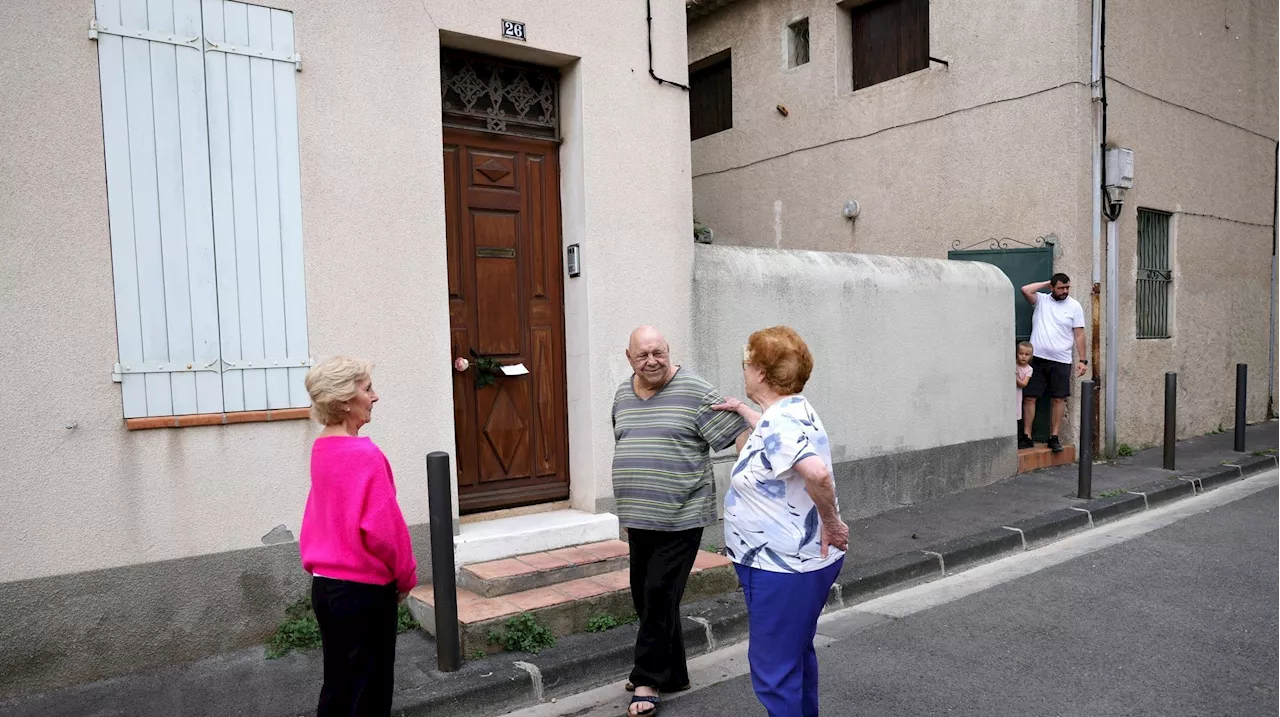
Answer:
[
  {"left": 408, "top": 550, "right": 736, "bottom": 656},
  {"left": 457, "top": 540, "right": 632, "bottom": 598},
  {"left": 1018, "top": 443, "right": 1077, "bottom": 473}
]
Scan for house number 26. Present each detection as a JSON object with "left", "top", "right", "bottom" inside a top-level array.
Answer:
[{"left": 502, "top": 20, "right": 526, "bottom": 41}]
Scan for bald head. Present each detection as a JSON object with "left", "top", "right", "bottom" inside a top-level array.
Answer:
[
  {"left": 628, "top": 325, "right": 668, "bottom": 354},
  {"left": 626, "top": 326, "right": 673, "bottom": 389}
]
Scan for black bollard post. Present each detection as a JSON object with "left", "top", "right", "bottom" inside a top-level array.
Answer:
[
  {"left": 1163, "top": 373, "right": 1177, "bottom": 470},
  {"left": 427, "top": 451, "right": 461, "bottom": 673},
  {"left": 1233, "top": 366, "right": 1244, "bottom": 450},
  {"left": 1078, "top": 380, "right": 1095, "bottom": 499}
]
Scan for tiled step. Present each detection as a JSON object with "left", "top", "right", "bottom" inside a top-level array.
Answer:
[
  {"left": 1018, "top": 443, "right": 1077, "bottom": 473},
  {"left": 408, "top": 550, "right": 735, "bottom": 656},
  {"left": 458, "top": 540, "right": 632, "bottom": 598}
]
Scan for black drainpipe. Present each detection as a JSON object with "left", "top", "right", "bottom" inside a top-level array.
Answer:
[{"left": 647, "top": 0, "right": 690, "bottom": 91}]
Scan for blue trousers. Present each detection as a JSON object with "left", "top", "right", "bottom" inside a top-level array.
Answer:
[{"left": 735, "top": 558, "right": 844, "bottom": 717}]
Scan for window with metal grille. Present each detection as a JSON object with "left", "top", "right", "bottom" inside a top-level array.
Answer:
[
  {"left": 1137, "top": 209, "right": 1173, "bottom": 339},
  {"left": 788, "top": 18, "right": 810, "bottom": 68},
  {"left": 851, "top": 0, "right": 929, "bottom": 91},
  {"left": 689, "top": 51, "right": 732, "bottom": 140}
]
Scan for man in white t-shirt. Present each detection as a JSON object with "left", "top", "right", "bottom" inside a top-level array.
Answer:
[{"left": 1021, "top": 273, "right": 1087, "bottom": 453}]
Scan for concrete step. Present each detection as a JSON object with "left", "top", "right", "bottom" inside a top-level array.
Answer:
[
  {"left": 1018, "top": 443, "right": 1077, "bottom": 473},
  {"left": 408, "top": 550, "right": 736, "bottom": 656},
  {"left": 454, "top": 509, "right": 620, "bottom": 566},
  {"left": 458, "top": 540, "right": 632, "bottom": 598}
]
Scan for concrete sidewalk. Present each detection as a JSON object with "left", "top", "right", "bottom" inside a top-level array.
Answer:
[{"left": 1, "top": 424, "right": 1274, "bottom": 717}]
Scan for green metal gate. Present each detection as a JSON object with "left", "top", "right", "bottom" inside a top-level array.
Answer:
[{"left": 949, "top": 239, "right": 1055, "bottom": 441}]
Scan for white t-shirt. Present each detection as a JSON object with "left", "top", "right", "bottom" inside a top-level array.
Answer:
[
  {"left": 723, "top": 395, "right": 844, "bottom": 574},
  {"left": 1030, "top": 293, "right": 1085, "bottom": 364}
]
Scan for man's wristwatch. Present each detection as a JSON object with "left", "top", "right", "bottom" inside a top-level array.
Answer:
[{"left": 1079, "top": 360, "right": 1089, "bottom": 365}]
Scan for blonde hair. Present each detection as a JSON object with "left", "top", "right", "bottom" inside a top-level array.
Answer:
[
  {"left": 1017, "top": 341, "right": 1034, "bottom": 352},
  {"left": 305, "top": 356, "right": 374, "bottom": 425}
]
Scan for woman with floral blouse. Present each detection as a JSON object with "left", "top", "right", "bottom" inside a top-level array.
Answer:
[{"left": 713, "top": 326, "right": 850, "bottom": 717}]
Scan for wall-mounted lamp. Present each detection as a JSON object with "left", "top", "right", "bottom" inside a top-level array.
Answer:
[{"left": 842, "top": 200, "right": 860, "bottom": 220}]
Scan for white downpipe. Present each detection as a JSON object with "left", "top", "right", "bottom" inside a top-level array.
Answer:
[
  {"left": 1269, "top": 145, "right": 1277, "bottom": 417},
  {"left": 1105, "top": 217, "right": 1119, "bottom": 457},
  {"left": 1091, "top": 0, "right": 1103, "bottom": 285}
]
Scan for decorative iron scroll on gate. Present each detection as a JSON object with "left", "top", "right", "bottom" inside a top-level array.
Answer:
[
  {"left": 950, "top": 236, "right": 1049, "bottom": 251},
  {"left": 441, "top": 49, "right": 559, "bottom": 140}
]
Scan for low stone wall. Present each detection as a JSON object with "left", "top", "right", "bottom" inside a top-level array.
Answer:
[{"left": 691, "top": 245, "right": 1018, "bottom": 520}]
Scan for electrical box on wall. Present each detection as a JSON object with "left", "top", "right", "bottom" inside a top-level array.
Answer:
[
  {"left": 567, "top": 244, "right": 581, "bottom": 277},
  {"left": 1105, "top": 148, "right": 1134, "bottom": 189},
  {"left": 1104, "top": 147, "right": 1134, "bottom": 206}
]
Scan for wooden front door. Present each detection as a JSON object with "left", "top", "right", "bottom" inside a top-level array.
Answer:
[{"left": 444, "top": 128, "right": 570, "bottom": 513}]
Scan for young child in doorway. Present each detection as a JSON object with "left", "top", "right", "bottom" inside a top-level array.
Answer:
[{"left": 1016, "top": 341, "right": 1035, "bottom": 449}]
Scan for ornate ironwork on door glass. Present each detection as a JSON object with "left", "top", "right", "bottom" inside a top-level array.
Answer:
[{"left": 441, "top": 49, "right": 559, "bottom": 140}]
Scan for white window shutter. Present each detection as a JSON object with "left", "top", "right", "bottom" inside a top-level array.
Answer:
[
  {"left": 96, "top": 0, "right": 222, "bottom": 417},
  {"left": 204, "top": 0, "right": 309, "bottom": 412}
]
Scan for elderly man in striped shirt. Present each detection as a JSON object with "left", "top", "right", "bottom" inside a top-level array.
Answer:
[{"left": 612, "top": 326, "right": 749, "bottom": 717}]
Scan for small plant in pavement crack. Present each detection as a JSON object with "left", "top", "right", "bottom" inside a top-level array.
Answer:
[
  {"left": 1098, "top": 489, "right": 1127, "bottom": 498},
  {"left": 586, "top": 613, "right": 620, "bottom": 633},
  {"left": 265, "top": 596, "right": 420, "bottom": 659},
  {"left": 265, "top": 597, "right": 322, "bottom": 658},
  {"left": 487, "top": 612, "right": 556, "bottom": 654},
  {"left": 1116, "top": 443, "right": 1137, "bottom": 457}
]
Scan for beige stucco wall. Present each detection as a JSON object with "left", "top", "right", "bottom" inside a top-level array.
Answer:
[
  {"left": 688, "top": 0, "right": 1277, "bottom": 450},
  {"left": 687, "top": 0, "right": 1097, "bottom": 443},
  {"left": 687, "top": 0, "right": 1092, "bottom": 255},
  {"left": 692, "top": 246, "right": 1016, "bottom": 458},
  {"left": 1105, "top": 0, "right": 1278, "bottom": 445},
  {"left": 0, "top": 0, "right": 694, "bottom": 584}
]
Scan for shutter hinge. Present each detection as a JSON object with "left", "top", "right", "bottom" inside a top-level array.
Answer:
[
  {"left": 111, "top": 357, "right": 313, "bottom": 382},
  {"left": 89, "top": 19, "right": 301, "bottom": 72},
  {"left": 204, "top": 39, "right": 302, "bottom": 72},
  {"left": 89, "top": 19, "right": 202, "bottom": 49},
  {"left": 220, "top": 357, "right": 314, "bottom": 371},
  {"left": 112, "top": 359, "right": 221, "bottom": 382}
]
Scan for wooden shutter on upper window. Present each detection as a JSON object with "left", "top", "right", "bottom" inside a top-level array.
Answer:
[
  {"left": 852, "top": 0, "right": 930, "bottom": 91},
  {"left": 690, "top": 53, "right": 732, "bottom": 140}
]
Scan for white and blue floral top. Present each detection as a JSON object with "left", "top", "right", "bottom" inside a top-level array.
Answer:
[{"left": 723, "top": 395, "right": 844, "bottom": 574}]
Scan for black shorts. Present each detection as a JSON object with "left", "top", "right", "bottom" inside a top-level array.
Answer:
[{"left": 1025, "top": 357, "right": 1072, "bottom": 399}]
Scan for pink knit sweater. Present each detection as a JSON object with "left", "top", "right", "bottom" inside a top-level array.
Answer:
[{"left": 300, "top": 436, "right": 418, "bottom": 593}]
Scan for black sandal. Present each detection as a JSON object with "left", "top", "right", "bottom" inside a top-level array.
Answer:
[
  {"left": 628, "top": 694, "right": 660, "bottom": 716},
  {"left": 626, "top": 682, "right": 690, "bottom": 692}
]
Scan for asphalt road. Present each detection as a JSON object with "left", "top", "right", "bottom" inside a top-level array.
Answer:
[{"left": 659, "top": 484, "right": 1278, "bottom": 717}]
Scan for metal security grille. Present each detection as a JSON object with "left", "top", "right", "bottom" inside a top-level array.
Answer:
[{"left": 1137, "top": 209, "right": 1172, "bottom": 339}]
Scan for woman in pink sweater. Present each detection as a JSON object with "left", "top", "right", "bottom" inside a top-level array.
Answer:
[{"left": 301, "top": 356, "right": 417, "bottom": 717}]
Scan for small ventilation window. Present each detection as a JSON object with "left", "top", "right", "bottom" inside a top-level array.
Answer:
[{"left": 788, "top": 18, "right": 810, "bottom": 68}]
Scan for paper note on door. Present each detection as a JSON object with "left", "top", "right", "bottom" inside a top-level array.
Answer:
[{"left": 500, "top": 363, "right": 530, "bottom": 376}]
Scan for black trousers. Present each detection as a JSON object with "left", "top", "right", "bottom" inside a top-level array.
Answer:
[
  {"left": 627, "top": 526, "right": 704, "bottom": 691},
  {"left": 311, "top": 577, "right": 399, "bottom": 717}
]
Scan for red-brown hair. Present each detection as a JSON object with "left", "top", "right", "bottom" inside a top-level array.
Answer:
[{"left": 746, "top": 326, "right": 813, "bottom": 395}]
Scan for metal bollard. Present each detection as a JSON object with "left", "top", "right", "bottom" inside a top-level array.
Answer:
[
  {"left": 427, "top": 451, "right": 461, "bottom": 673},
  {"left": 1163, "top": 373, "right": 1177, "bottom": 470},
  {"left": 1078, "top": 380, "right": 1095, "bottom": 499},
  {"left": 1234, "top": 364, "right": 1247, "bottom": 452}
]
